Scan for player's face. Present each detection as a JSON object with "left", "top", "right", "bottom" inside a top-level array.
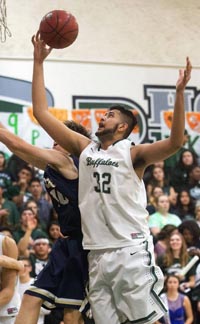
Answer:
[{"left": 95, "top": 110, "right": 125, "bottom": 139}]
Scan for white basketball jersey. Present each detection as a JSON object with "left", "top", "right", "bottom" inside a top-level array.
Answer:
[
  {"left": 79, "top": 139, "right": 150, "bottom": 249},
  {"left": 0, "top": 234, "right": 20, "bottom": 317}
]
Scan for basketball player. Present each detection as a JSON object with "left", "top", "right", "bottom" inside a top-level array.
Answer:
[
  {"left": 0, "top": 233, "right": 21, "bottom": 324},
  {"left": 31, "top": 33, "right": 192, "bottom": 324},
  {"left": 0, "top": 121, "right": 91, "bottom": 324}
]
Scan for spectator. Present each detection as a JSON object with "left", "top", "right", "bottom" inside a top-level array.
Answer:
[
  {"left": 170, "top": 149, "right": 198, "bottom": 193},
  {"left": 174, "top": 189, "right": 195, "bottom": 222},
  {"left": 178, "top": 220, "right": 200, "bottom": 257},
  {"left": 164, "top": 129, "right": 190, "bottom": 173},
  {"left": 190, "top": 261, "right": 200, "bottom": 324},
  {"left": 12, "top": 165, "right": 35, "bottom": 204},
  {"left": 6, "top": 154, "right": 33, "bottom": 182},
  {"left": 146, "top": 165, "right": 177, "bottom": 205},
  {"left": 28, "top": 178, "right": 53, "bottom": 229},
  {"left": 0, "top": 151, "right": 12, "bottom": 191},
  {"left": 24, "top": 199, "right": 46, "bottom": 232},
  {"left": 13, "top": 207, "right": 48, "bottom": 257},
  {"left": 159, "top": 274, "right": 193, "bottom": 324},
  {"left": 148, "top": 194, "right": 181, "bottom": 237},
  {"left": 29, "top": 237, "right": 50, "bottom": 278},
  {"left": 5, "top": 185, "right": 24, "bottom": 212},
  {"left": 146, "top": 185, "right": 164, "bottom": 215},
  {"left": 18, "top": 257, "right": 50, "bottom": 324},
  {"left": 47, "top": 221, "right": 60, "bottom": 246},
  {"left": 157, "top": 232, "right": 196, "bottom": 292},
  {"left": 195, "top": 201, "right": 200, "bottom": 227},
  {"left": 154, "top": 224, "right": 178, "bottom": 260},
  {"left": 0, "top": 183, "right": 20, "bottom": 227},
  {"left": 188, "top": 165, "right": 200, "bottom": 201}
]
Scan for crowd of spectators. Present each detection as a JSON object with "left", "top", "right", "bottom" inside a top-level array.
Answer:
[
  {"left": 144, "top": 138, "right": 200, "bottom": 324},
  {"left": 0, "top": 133, "right": 200, "bottom": 324}
]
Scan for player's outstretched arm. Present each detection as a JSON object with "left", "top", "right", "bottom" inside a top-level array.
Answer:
[
  {"left": 0, "top": 255, "right": 24, "bottom": 271},
  {"left": 32, "top": 33, "right": 90, "bottom": 157},
  {"left": 133, "top": 57, "right": 192, "bottom": 168},
  {"left": 0, "top": 122, "right": 65, "bottom": 170}
]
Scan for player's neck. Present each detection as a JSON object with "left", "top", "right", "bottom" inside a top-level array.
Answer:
[{"left": 99, "top": 135, "right": 124, "bottom": 150}]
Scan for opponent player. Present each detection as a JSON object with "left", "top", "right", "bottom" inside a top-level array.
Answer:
[
  {"left": 0, "top": 121, "right": 91, "bottom": 324},
  {"left": 31, "top": 33, "right": 192, "bottom": 324}
]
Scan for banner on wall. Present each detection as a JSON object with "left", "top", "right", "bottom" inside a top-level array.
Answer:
[
  {"left": 161, "top": 111, "right": 200, "bottom": 156},
  {"left": 0, "top": 107, "right": 140, "bottom": 156}
]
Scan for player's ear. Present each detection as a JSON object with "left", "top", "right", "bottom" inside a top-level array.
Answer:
[{"left": 118, "top": 122, "right": 128, "bottom": 134}]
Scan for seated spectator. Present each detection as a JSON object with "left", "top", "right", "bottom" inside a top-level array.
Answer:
[
  {"left": 5, "top": 185, "right": 24, "bottom": 212},
  {"left": 6, "top": 153, "right": 33, "bottom": 182},
  {"left": 170, "top": 149, "right": 198, "bottom": 193},
  {"left": 148, "top": 194, "right": 181, "bottom": 237},
  {"left": 0, "top": 183, "right": 20, "bottom": 227},
  {"left": 28, "top": 178, "right": 53, "bottom": 230},
  {"left": 13, "top": 207, "right": 48, "bottom": 257},
  {"left": 173, "top": 189, "right": 195, "bottom": 222},
  {"left": 188, "top": 165, "right": 200, "bottom": 201},
  {"left": 146, "top": 165, "right": 177, "bottom": 205},
  {"left": 159, "top": 274, "right": 193, "bottom": 324},
  {"left": 0, "top": 150, "right": 12, "bottom": 191},
  {"left": 154, "top": 224, "right": 178, "bottom": 260},
  {"left": 18, "top": 257, "right": 50, "bottom": 323},
  {"left": 47, "top": 221, "right": 61, "bottom": 246},
  {"left": 164, "top": 129, "right": 190, "bottom": 173},
  {"left": 146, "top": 185, "right": 164, "bottom": 215},
  {"left": 190, "top": 261, "right": 200, "bottom": 324},
  {"left": 23, "top": 198, "right": 46, "bottom": 232},
  {"left": 195, "top": 201, "right": 200, "bottom": 227},
  {"left": 156, "top": 232, "right": 196, "bottom": 292},
  {"left": 178, "top": 220, "right": 200, "bottom": 258},
  {"left": 12, "top": 165, "right": 35, "bottom": 203},
  {"left": 29, "top": 237, "right": 50, "bottom": 278}
]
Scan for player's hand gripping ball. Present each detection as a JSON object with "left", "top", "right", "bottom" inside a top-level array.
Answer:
[{"left": 39, "top": 10, "right": 79, "bottom": 49}]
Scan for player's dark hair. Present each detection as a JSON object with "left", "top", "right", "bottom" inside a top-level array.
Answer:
[
  {"left": 108, "top": 105, "right": 138, "bottom": 138},
  {"left": 64, "top": 120, "right": 91, "bottom": 139}
]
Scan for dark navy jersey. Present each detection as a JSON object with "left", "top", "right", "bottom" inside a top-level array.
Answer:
[{"left": 43, "top": 156, "right": 82, "bottom": 238}]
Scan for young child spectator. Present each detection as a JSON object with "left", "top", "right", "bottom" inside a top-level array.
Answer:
[
  {"left": 174, "top": 189, "right": 195, "bottom": 222},
  {"left": 148, "top": 194, "right": 181, "bottom": 237}
]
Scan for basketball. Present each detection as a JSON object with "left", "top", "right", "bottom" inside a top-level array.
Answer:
[{"left": 39, "top": 10, "right": 79, "bottom": 49}]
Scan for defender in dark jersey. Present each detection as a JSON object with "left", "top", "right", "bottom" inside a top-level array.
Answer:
[{"left": 0, "top": 121, "right": 91, "bottom": 324}]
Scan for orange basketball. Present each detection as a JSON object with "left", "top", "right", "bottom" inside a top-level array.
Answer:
[{"left": 39, "top": 10, "right": 79, "bottom": 49}]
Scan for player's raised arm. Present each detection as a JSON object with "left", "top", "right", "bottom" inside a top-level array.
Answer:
[
  {"left": 31, "top": 33, "right": 90, "bottom": 157},
  {"left": 0, "top": 122, "right": 64, "bottom": 170},
  {"left": 133, "top": 57, "right": 192, "bottom": 168}
]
